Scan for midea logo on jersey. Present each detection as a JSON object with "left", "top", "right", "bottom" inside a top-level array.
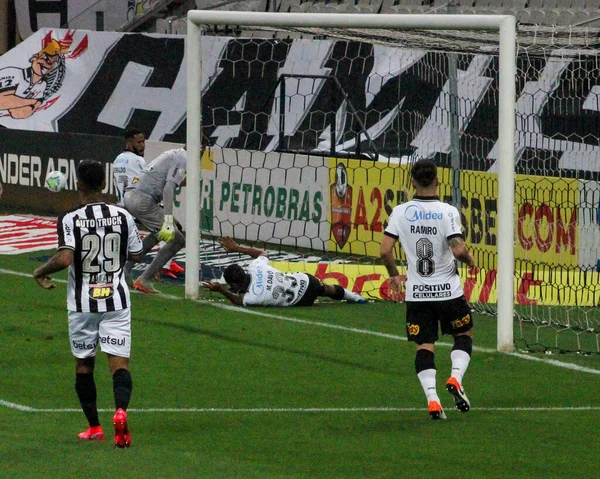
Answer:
[
  {"left": 404, "top": 205, "right": 443, "bottom": 222},
  {"left": 252, "top": 268, "right": 265, "bottom": 295}
]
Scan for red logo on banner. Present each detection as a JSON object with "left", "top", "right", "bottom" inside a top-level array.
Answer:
[{"left": 0, "top": 215, "right": 58, "bottom": 254}]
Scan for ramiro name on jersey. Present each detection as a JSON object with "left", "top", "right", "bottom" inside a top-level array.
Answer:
[{"left": 410, "top": 225, "right": 438, "bottom": 235}]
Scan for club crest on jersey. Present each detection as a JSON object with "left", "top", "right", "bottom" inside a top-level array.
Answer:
[
  {"left": 404, "top": 205, "right": 443, "bottom": 222},
  {"left": 89, "top": 285, "right": 114, "bottom": 300},
  {"left": 407, "top": 323, "right": 420, "bottom": 336}
]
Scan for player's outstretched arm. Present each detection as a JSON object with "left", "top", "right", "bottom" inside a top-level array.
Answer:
[
  {"left": 448, "top": 236, "right": 475, "bottom": 268},
  {"left": 202, "top": 281, "right": 244, "bottom": 306},
  {"left": 33, "top": 248, "right": 73, "bottom": 289},
  {"left": 218, "top": 236, "right": 266, "bottom": 259}
]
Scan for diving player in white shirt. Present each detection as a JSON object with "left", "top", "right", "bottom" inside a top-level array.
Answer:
[
  {"left": 202, "top": 237, "right": 367, "bottom": 306},
  {"left": 380, "top": 159, "right": 475, "bottom": 420}
]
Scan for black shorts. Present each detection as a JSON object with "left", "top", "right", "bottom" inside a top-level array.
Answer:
[
  {"left": 406, "top": 296, "right": 473, "bottom": 344},
  {"left": 294, "top": 274, "right": 324, "bottom": 307}
]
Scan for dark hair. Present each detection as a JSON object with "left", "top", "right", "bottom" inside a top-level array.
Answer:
[
  {"left": 77, "top": 159, "right": 105, "bottom": 192},
  {"left": 125, "top": 128, "right": 144, "bottom": 141},
  {"left": 223, "top": 264, "right": 246, "bottom": 286},
  {"left": 411, "top": 159, "right": 437, "bottom": 188}
]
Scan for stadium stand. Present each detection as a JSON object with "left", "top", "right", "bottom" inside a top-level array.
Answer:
[{"left": 110, "top": 0, "right": 600, "bottom": 34}]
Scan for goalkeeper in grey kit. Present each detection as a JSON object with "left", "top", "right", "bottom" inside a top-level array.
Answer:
[{"left": 124, "top": 147, "right": 186, "bottom": 294}]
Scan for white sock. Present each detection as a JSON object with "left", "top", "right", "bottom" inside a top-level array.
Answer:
[
  {"left": 450, "top": 350, "right": 471, "bottom": 384},
  {"left": 343, "top": 289, "right": 363, "bottom": 302},
  {"left": 417, "top": 369, "right": 439, "bottom": 403}
]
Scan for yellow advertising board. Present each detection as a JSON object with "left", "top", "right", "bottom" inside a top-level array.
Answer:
[{"left": 326, "top": 159, "right": 579, "bottom": 269}]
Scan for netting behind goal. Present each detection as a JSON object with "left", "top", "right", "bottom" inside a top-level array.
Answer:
[{"left": 195, "top": 17, "right": 600, "bottom": 354}]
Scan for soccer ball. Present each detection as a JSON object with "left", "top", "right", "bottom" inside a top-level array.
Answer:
[{"left": 45, "top": 170, "right": 67, "bottom": 192}]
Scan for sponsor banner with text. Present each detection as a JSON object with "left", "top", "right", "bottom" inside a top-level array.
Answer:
[
  {"left": 325, "top": 158, "right": 582, "bottom": 269},
  {"left": 272, "top": 262, "right": 600, "bottom": 307}
]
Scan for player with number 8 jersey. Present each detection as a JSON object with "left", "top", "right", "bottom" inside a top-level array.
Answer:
[
  {"left": 380, "top": 159, "right": 475, "bottom": 421},
  {"left": 388, "top": 198, "right": 464, "bottom": 302}
]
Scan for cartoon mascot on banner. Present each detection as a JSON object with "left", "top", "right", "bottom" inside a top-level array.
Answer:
[{"left": 0, "top": 30, "right": 87, "bottom": 119}]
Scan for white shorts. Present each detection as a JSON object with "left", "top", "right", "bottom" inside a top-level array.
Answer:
[{"left": 68, "top": 309, "right": 132, "bottom": 359}]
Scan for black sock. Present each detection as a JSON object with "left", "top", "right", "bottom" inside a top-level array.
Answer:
[
  {"left": 113, "top": 368, "right": 133, "bottom": 411},
  {"left": 415, "top": 349, "right": 436, "bottom": 374},
  {"left": 75, "top": 373, "right": 100, "bottom": 427},
  {"left": 332, "top": 285, "right": 345, "bottom": 300},
  {"left": 452, "top": 335, "right": 473, "bottom": 355}
]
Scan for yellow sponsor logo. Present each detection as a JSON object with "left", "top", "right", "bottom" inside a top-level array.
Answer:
[
  {"left": 407, "top": 323, "right": 420, "bottom": 336},
  {"left": 451, "top": 314, "right": 471, "bottom": 329},
  {"left": 90, "top": 286, "right": 114, "bottom": 299}
]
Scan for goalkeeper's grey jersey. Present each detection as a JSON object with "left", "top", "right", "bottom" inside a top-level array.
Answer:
[
  {"left": 113, "top": 151, "right": 146, "bottom": 206},
  {"left": 243, "top": 256, "right": 309, "bottom": 307},
  {"left": 57, "top": 202, "right": 143, "bottom": 313},
  {"left": 130, "top": 148, "right": 187, "bottom": 203},
  {"left": 384, "top": 196, "right": 465, "bottom": 302}
]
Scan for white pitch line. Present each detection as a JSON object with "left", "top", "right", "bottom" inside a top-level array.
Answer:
[
  {"left": 0, "top": 399, "right": 36, "bottom": 411},
  {"left": 2, "top": 267, "right": 600, "bottom": 375},
  {"left": 1, "top": 402, "right": 600, "bottom": 413}
]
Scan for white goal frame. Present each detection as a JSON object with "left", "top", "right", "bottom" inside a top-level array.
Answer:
[{"left": 185, "top": 10, "right": 517, "bottom": 353}]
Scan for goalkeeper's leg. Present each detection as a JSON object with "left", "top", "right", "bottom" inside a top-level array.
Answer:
[
  {"left": 125, "top": 233, "right": 159, "bottom": 285},
  {"left": 138, "top": 229, "right": 185, "bottom": 284}
]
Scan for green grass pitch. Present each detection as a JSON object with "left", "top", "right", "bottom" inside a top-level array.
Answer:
[{"left": 1, "top": 252, "right": 599, "bottom": 478}]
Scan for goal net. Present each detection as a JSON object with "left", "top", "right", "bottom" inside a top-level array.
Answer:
[{"left": 187, "top": 11, "right": 600, "bottom": 354}]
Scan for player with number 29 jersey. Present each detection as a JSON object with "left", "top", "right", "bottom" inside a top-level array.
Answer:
[
  {"left": 58, "top": 203, "right": 143, "bottom": 313},
  {"left": 385, "top": 197, "right": 464, "bottom": 302}
]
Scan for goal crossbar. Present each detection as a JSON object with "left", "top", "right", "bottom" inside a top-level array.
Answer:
[{"left": 185, "top": 10, "right": 517, "bottom": 352}]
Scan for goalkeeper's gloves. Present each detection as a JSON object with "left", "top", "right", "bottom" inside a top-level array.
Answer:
[{"left": 158, "top": 215, "right": 176, "bottom": 242}]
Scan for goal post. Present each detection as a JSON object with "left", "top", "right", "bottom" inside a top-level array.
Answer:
[{"left": 185, "top": 10, "right": 517, "bottom": 352}]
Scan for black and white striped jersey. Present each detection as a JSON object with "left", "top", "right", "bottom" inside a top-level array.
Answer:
[{"left": 57, "top": 202, "right": 143, "bottom": 313}]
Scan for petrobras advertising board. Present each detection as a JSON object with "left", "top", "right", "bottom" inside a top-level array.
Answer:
[{"left": 195, "top": 148, "right": 330, "bottom": 250}]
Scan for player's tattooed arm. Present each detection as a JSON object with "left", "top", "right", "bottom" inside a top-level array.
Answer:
[
  {"left": 448, "top": 236, "right": 475, "bottom": 268},
  {"left": 380, "top": 235, "right": 400, "bottom": 278},
  {"left": 33, "top": 248, "right": 74, "bottom": 289}
]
